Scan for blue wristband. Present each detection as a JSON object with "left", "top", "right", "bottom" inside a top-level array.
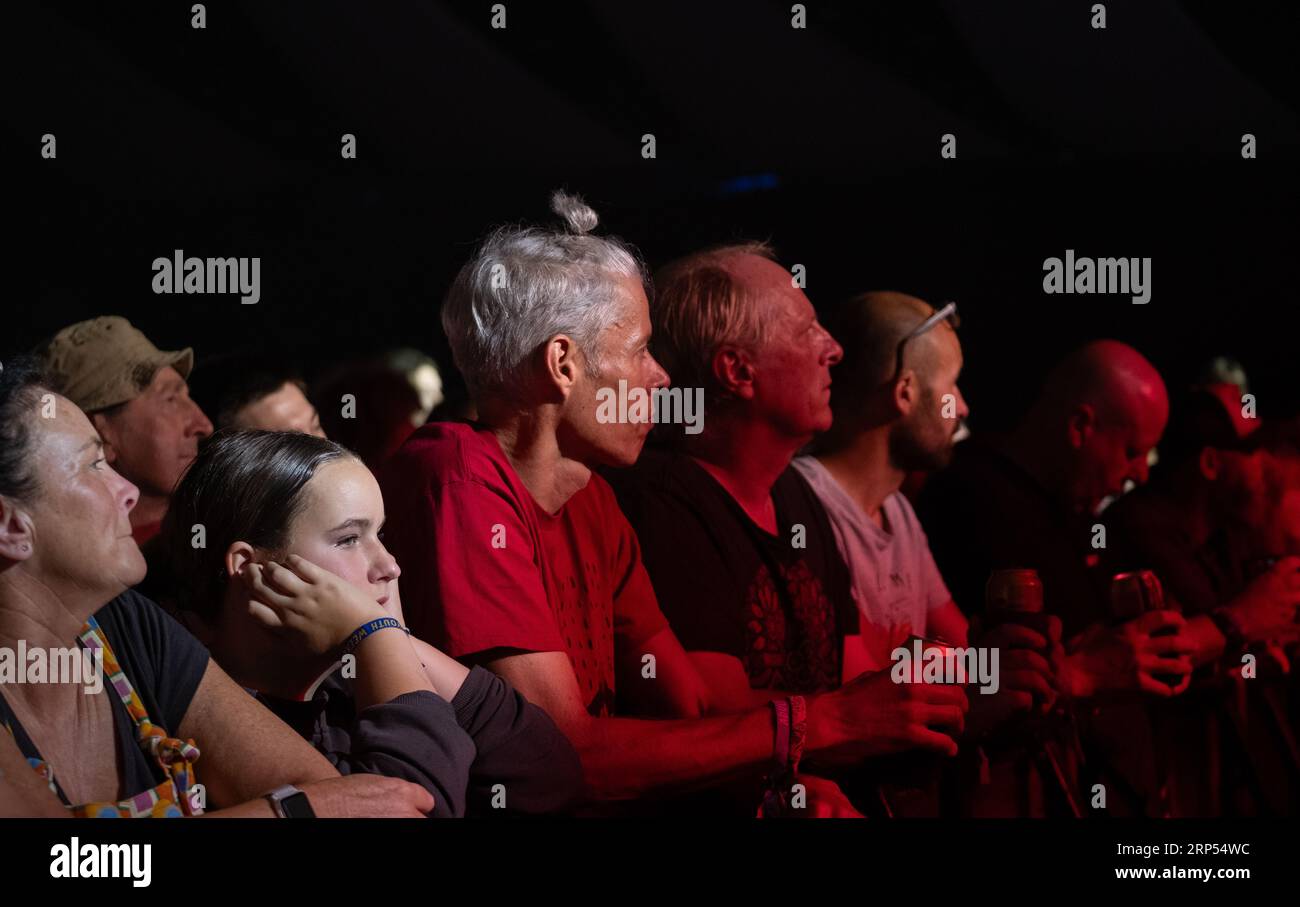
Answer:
[{"left": 343, "top": 617, "right": 406, "bottom": 655}]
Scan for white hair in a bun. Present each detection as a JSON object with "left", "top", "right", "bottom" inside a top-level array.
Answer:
[
  {"left": 441, "top": 190, "right": 647, "bottom": 401},
  {"left": 549, "top": 190, "right": 600, "bottom": 235}
]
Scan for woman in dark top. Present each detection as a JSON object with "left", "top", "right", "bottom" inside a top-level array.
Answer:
[
  {"left": 0, "top": 356, "right": 434, "bottom": 818},
  {"left": 160, "top": 429, "right": 584, "bottom": 816}
]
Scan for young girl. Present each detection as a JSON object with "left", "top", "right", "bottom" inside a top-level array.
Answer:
[
  {"left": 0, "top": 360, "right": 431, "bottom": 818},
  {"left": 160, "top": 429, "right": 584, "bottom": 816}
]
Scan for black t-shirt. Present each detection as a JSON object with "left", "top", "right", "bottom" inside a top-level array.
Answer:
[
  {"left": 607, "top": 450, "right": 855, "bottom": 693},
  {"left": 0, "top": 588, "right": 210, "bottom": 807},
  {"left": 916, "top": 439, "right": 1108, "bottom": 634},
  {"left": 917, "top": 439, "right": 1159, "bottom": 815}
]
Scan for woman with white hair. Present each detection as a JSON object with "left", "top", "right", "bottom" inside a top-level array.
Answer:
[
  {"left": 379, "top": 193, "right": 942, "bottom": 815},
  {"left": 383, "top": 191, "right": 675, "bottom": 729}
]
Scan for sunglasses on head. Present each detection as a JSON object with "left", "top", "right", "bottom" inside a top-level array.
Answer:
[{"left": 888, "top": 301, "right": 959, "bottom": 385}]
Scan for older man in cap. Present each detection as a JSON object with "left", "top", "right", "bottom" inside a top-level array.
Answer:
[{"left": 37, "top": 316, "right": 212, "bottom": 543}]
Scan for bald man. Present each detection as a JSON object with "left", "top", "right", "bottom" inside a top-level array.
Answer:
[
  {"left": 917, "top": 340, "right": 1195, "bottom": 815},
  {"left": 919, "top": 340, "right": 1171, "bottom": 632}
]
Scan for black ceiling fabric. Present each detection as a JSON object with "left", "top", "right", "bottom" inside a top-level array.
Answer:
[{"left": 7, "top": 0, "right": 1299, "bottom": 421}]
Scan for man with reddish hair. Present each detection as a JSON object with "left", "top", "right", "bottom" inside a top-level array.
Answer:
[
  {"left": 383, "top": 198, "right": 970, "bottom": 815},
  {"left": 610, "top": 243, "right": 861, "bottom": 699},
  {"left": 607, "top": 244, "right": 981, "bottom": 814}
]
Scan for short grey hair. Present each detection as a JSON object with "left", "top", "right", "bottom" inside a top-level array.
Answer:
[{"left": 441, "top": 191, "right": 647, "bottom": 402}]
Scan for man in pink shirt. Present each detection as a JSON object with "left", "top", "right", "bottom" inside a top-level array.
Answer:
[{"left": 381, "top": 193, "right": 970, "bottom": 812}]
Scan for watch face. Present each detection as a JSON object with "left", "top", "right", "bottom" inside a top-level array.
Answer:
[{"left": 281, "top": 791, "right": 316, "bottom": 819}]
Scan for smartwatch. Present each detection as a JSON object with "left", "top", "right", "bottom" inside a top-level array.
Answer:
[{"left": 266, "top": 785, "right": 316, "bottom": 818}]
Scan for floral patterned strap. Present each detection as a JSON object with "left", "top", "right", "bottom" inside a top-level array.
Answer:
[{"left": 59, "top": 617, "right": 204, "bottom": 817}]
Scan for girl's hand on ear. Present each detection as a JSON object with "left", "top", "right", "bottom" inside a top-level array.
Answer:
[{"left": 240, "top": 554, "right": 388, "bottom": 656}]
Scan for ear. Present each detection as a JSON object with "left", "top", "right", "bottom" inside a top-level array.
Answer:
[
  {"left": 90, "top": 412, "right": 120, "bottom": 464},
  {"left": 712, "top": 346, "right": 756, "bottom": 401},
  {"left": 1067, "top": 403, "right": 1096, "bottom": 450},
  {"left": 543, "top": 333, "right": 582, "bottom": 398},
  {"left": 892, "top": 371, "right": 918, "bottom": 416},
  {"left": 224, "top": 541, "right": 258, "bottom": 580},
  {"left": 0, "top": 496, "right": 36, "bottom": 563},
  {"left": 1197, "top": 446, "right": 1220, "bottom": 481}
]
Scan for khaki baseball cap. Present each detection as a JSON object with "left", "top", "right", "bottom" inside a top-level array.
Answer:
[{"left": 37, "top": 316, "right": 194, "bottom": 413}]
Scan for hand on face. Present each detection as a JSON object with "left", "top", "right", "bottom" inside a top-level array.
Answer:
[
  {"left": 233, "top": 458, "right": 401, "bottom": 657},
  {"left": 239, "top": 553, "right": 390, "bottom": 657}
]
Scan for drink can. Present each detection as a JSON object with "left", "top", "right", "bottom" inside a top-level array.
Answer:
[
  {"left": 985, "top": 568, "right": 1044, "bottom": 614},
  {"left": 1109, "top": 569, "right": 1165, "bottom": 621}
]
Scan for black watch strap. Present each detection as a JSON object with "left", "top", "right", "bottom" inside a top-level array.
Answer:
[{"left": 267, "top": 785, "right": 316, "bottom": 818}]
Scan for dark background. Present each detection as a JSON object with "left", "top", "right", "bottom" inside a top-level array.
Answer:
[{"left": 8, "top": 0, "right": 1299, "bottom": 428}]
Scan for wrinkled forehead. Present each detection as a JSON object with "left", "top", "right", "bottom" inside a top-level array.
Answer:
[
  {"left": 22, "top": 392, "right": 99, "bottom": 477},
  {"left": 615, "top": 272, "right": 649, "bottom": 310},
  {"left": 43, "top": 391, "right": 96, "bottom": 436},
  {"left": 598, "top": 275, "right": 651, "bottom": 343}
]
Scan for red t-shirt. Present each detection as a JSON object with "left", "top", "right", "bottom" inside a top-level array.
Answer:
[{"left": 379, "top": 421, "right": 669, "bottom": 717}]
